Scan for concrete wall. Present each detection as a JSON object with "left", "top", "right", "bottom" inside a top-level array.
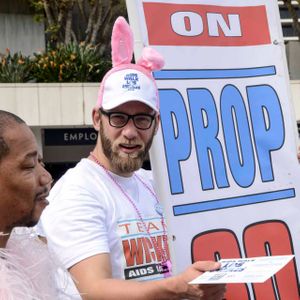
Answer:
[
  {"left": 0, "top": 83, "right": 98, "bottom": 126},
  {"left": 286, "top": 41, "right": 300, "bottom": 80},
  {"left": 290, "top": 80, "right": 300, "bottom": 121},
  {"left": 0, "top": 82, "right": 299, "bottom": 125}
]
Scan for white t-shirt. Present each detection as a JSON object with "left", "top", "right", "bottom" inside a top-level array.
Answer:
[{"left": 38, "top": 158, "right": 170, "bottom": 299}]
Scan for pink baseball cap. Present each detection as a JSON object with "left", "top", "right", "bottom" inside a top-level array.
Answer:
[{"left": 96, "top": 17, "right": 164, "bottom": 112}]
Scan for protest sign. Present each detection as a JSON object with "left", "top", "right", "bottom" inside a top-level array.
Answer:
[{"left": 126, "top": 1, "right": 300, "bottom": 298}]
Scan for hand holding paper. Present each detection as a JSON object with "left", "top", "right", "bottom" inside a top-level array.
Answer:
[{"left": 189, "top": 255, "right": 294, "bottom": 284}]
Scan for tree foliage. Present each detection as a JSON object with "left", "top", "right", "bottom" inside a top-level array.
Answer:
[
  {"left": 28, "top": 0, "right": 127, "bottom": 56},
  {"left": 282, "top": 0, "right": 300, "bottom": 40},
  {"left": 0, "top": 44, "right": 112, "bottom": 83}
]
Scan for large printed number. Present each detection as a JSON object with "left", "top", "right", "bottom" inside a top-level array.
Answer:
[
  {"left": 244, "top": 221, "right": 299, "bottom": 300},
  {"left": 191, "top": 229, "right": 250, "bottom": 299},
  {"left": 191, "top": 221, "right": 299, "bottom": 300}
]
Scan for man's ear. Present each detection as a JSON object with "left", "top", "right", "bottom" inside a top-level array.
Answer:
[
  {"left": 92, "top": 108, "right": 101, "bottom": 131},
  {"left": 154, "top": 114, "right": 160, "bottom": 135}
]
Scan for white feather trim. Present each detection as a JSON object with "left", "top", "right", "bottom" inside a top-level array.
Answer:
[{"left": 0, "top": 227, "right": 68, "bottom": 299}]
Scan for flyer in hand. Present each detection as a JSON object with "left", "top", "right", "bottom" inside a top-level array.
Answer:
[{"left": 189, "top": 255, "right": 294, "bottom": 284}]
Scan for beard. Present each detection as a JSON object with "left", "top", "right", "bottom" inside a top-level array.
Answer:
[
  {"left": 100, "top": 120, "right": 155, "bottom": 174},
  {"left": 22, "top": 214, "right": 38, "bottom": 227},
  {"left": 9, "top": 208, "right": 37, "bottom": 229},
  {"left": 9, "top": 188, "right": 50, "bottom": 230}
]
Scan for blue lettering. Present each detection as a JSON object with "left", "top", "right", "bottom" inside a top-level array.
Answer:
[
  {"left": 221, "top": 85, "right": 255, "bottom": 187},
  {"left": 247, "top": 85, "right": 284, "bottom": 182},
  {"left": 188, "top": 88, "right": 229, "bottom": 190},
  {"left": 159, "top": 89, "right": 191, "bottom": 194}
]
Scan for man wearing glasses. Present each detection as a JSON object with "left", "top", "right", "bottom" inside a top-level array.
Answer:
[{"left": 38, "top": 17, "right": 225, "bottom": 300}]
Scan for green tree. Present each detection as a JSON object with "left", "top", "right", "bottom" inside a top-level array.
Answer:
[{"left": 29, "top": 0, "right": 127, "bottom": 56}]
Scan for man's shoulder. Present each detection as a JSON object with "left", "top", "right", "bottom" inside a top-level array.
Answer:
[
  {"left": 55, "top": 158, "right": 104, "bottom": 185},
  {"left": 63, "top": 158, "right": 94, "bottom": 176},
  {"left": 49, "top": 158, "right": 112, "bottom": 199}
]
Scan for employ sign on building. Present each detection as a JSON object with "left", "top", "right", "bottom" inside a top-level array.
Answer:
[
  {"left": 127, "top": 1, "right": 300, "bottom": 299},
  {"left": 44, "top": 128, "right": 97, "bottom": 146}
]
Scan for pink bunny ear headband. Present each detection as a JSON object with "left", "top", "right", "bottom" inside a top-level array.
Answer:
[{"left": 96, "top": 16, "right": 165, "bottom": 112}]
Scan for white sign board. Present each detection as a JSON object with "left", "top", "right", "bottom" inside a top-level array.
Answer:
[{"left": 127, "top": 0, "right": 300, "bottom": 299}]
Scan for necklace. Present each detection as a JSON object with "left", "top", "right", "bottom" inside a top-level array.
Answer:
[
  {"left": 89, "top": 152, "right": 172, "bottom": 277},
  {"left": 0, "top": 232, "right": 10, "bottom": 236}
]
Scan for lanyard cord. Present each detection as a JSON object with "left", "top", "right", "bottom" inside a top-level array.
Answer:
[{"left": 89, "top": 152, "right": 169, "bottom": 264}]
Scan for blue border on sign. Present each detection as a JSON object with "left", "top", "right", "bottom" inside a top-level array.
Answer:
[
  {"left": 173, "top": 188, "right": 295, "bottom": 215},
  {"left": 153, "top": 66, "right": 276, "bottom": 80}
]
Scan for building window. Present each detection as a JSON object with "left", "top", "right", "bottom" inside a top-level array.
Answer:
[{"left": 278, "top": 0, "right": 300, "bottom": 41}]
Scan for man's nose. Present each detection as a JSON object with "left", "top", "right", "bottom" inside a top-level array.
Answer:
[
  {"left": 40, "top": 167, "right": 53, "bottom": 187},
  {"left": 122, "top": 118, "right": 139, "bottom": 139}
]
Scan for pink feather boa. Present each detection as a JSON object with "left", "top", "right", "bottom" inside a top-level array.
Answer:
[{"left": 0, "top": 228, "right": 68, "bottom": 299}]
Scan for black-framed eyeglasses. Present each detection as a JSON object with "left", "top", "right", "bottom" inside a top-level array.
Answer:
[{"left": 100, "top": 108, "right": 156, "bottom": 130}]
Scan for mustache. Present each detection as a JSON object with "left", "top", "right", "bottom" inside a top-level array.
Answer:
[
  {"left": 119, "top": 138, "right": 142, "bottom": 145},
  {"left": 35, "top": 185, "right": 51, "bottom": 201}
]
